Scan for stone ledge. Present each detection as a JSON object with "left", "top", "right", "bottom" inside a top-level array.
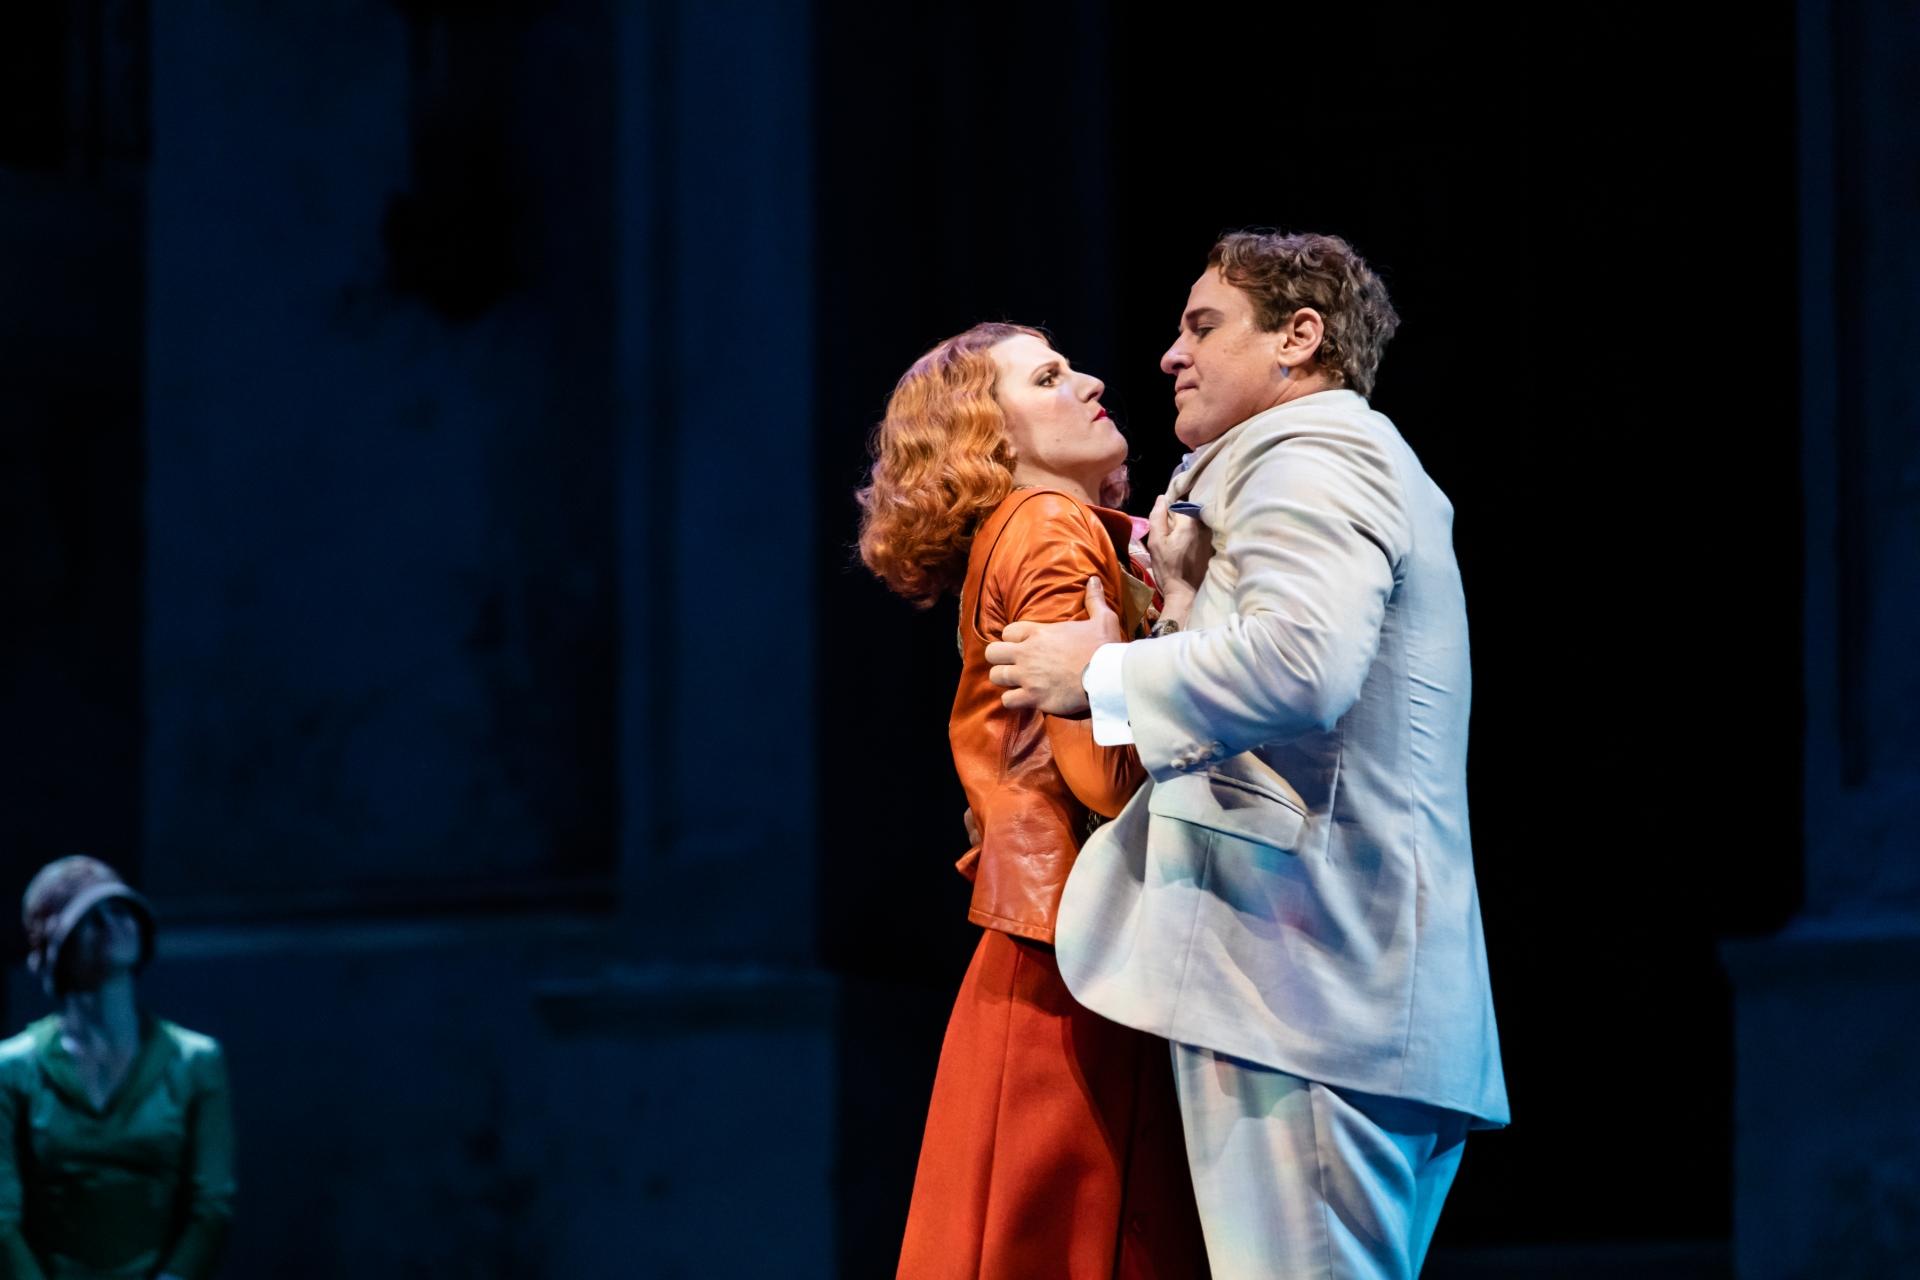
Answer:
[
  {"left": 148, "top": 913, "right": 612, "bottom": 960},
  {"left": 533, "top": 963, "right": 837, "bottom": 1036},
  {"left": 1722, "top": 915, "right": 1920, "bottom": 987}
]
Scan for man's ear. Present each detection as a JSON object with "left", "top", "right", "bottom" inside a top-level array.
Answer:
[{"left": 1277, "top": 307, "right": 1325, "bottom": 373}]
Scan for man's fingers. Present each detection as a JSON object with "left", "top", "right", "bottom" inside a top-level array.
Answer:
[
  {"left": 1000, "top": 686, "right": 1039, "bottom": 710},
  {"left": 1148, "top": 493, "right": 1172, "bottom": 545},
  {"left": 1084, "top": 576, "right": 1115, "bottom": 619},
  {"left": 1000, "top": 620, "right": 1038, "bottom": 644},
  {"left": 986, "top": 663, "right": 1019, "bottom": 689},
  {"left": 983, "top": 639, "right": 1018, "bottom": 666}
]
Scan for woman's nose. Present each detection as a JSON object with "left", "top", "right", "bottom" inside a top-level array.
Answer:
[
  {"left": 1082, "top": 374, "right": 1106, "bottom": 401},
  {"left": 1159, "top": 342, "right": 1187, "bottom": 375}
]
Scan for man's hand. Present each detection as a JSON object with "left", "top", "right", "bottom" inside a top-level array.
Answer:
[
  {"left": 1147, "top": 493, "right": 1213, "bottom": 627},
  {"left": 984, "top": 577, "right": 1124, "bottom": 713}
]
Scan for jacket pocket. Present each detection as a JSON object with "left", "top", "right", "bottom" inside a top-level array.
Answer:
[{"left": 1147, "top": 752, "right": 1306, "bottom": 852}]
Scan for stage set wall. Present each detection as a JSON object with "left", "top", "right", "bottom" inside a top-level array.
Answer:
[
  {"left": 5, "top": 2, "right": 836, "bottom": 1275},
  {"left": 1722, "top": 2, "right": 1920, "bottom": 1277},
  {"left": 2, "top": 1, "right": 1911, "bottom": 1277}
]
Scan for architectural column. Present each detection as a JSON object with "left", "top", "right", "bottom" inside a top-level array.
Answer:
[
  {"left": 610, "top": 0, "right": 816, "bottom": 963},
  {"left": 1724, "top": 1, "right": 1920, "bottom": 1274},
  {"left": 532, "top": 0, "right": 836, "bottom": 1273}
]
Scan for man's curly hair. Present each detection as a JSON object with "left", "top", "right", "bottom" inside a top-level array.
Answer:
[{"left": 1208, "top": 230, "right": 1399, "bottom": 397}]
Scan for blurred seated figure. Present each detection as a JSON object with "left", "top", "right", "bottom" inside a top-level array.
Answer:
[{"left": 0, "top": 858, "right": 234, "bottom": 1280}]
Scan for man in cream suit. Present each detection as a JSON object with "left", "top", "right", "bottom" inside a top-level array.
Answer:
[{"left": 985, "top": 230, "right": 1507, "bottom": 1279}]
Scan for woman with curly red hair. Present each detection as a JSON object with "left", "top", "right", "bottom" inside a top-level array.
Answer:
[{"left": 858, "top": 323, "right": 1210, "bottom": 1279}]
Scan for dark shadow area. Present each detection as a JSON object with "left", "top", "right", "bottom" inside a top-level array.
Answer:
[
  {"left": 816, "top": 1, "right": 1799, "bottom": 1269},
  {"left": 0, "top": 0, "right": 148, "bottom": 946},
  {"left": 0, "top": 0, "right": 1861, "bottom": 1275}
]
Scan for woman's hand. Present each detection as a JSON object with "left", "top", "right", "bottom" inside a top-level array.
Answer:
[{"left": 1147, "top": 494, "right": 1213, "bottom": 627}]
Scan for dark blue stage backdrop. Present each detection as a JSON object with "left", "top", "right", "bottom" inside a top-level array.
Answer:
[{"left": 4, "top": 1, "right": 1914, "bottom": 1278}]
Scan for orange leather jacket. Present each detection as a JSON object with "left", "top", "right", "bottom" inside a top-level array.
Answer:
[{"left": 949, "top": 488, "right": 1155, "bottom": 943}]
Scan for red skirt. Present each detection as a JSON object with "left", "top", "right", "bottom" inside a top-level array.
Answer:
[{"left": 897, "top": 929, "right": 1210, "bottom": 1280}]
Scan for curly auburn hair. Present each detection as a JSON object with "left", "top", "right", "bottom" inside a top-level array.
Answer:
[
  {"left": 856, "top": 322, "right": 1044, "bottom": 608},
  {"left": 1208, "top": 230, "right": 1400, "bottom": 397}
]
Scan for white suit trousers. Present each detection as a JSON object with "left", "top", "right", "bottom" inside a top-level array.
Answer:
[{"left": 1172, "top": 1044, "right": 1470, "bottom": 1279}]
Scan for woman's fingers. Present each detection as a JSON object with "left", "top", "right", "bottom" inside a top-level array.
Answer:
[
  {"left": 1084, "top": 576, "right": 1115, "bottom": 620},
  {"left": 1149, "top": 493, "right": 1172, "bottom": 546}
]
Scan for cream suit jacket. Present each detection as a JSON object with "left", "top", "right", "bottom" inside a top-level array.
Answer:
[{"left": 1056, "top": 389, "right": 1509, "bottom": 1125}]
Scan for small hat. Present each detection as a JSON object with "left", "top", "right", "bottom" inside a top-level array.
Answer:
[{"left": 22, "top": 857, "right": 156, "bottom": 998}]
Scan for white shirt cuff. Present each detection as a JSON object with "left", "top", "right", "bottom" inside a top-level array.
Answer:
[{"left": 1083, "top": 642, "right": 1135, "bottom": 746}]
